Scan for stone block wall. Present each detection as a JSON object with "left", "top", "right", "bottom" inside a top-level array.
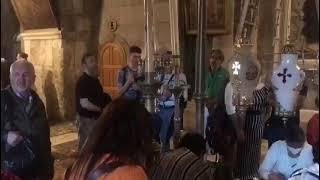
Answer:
[
  {"left": 17, "top": 0, "right": 172, "bottom": 123},
  {"left": 99, "top": 0, "right": 172, "bottom": 52},
  {"left": 46, "top": 0, "right": 104, "bottom": 122},
  {"left": 20, "top": 29, "right": 65, "bottom": 124},
  {"left": 18, "top": 0, "right": 104, "bottom": 123}
]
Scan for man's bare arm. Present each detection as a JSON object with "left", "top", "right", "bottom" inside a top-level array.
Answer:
[{"left": 80, "top": 98, "right": 101, "bottom": 112}]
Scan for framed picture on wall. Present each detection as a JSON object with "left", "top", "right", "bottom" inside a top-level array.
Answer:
[{"left": 184, "top": 0, "right": 232, "bottom": 35}]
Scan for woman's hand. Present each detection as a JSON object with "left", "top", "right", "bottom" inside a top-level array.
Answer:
[{"left": 268, "top": 173, "right": 286, "bottom": 180}]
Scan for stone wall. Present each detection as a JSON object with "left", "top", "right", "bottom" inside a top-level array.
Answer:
[
  {"left": 180, "top": 0, "right": 235, "bottom": 98},
  {"left": 50, "top": 0, "right": 103, "bottom": 122},
  {"left": 17, "top": 0, "right": 171, "bottom": 123},
  {"left": 99, "top": 0, "right": 171, "bottom": 52},
  {"left": 15, "top": 0, "right": 317, "bottom": 125},
  {"left": 20, "top": 29, "right": 64, "bottom": 124},
  {"left": 1, "top": 0, "right": 20, "bottom": 87},
  {"left": 18, "top": 0, "right": 104, "bottom": 123}
]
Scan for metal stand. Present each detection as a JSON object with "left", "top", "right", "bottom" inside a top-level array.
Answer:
[
  {"left": 170, "top": 85, "right": 189, "bottom": 148},
  {"left": 194, "top": 0, "right": 207, "bottom": 135},
  {"left": 139, "top": 72, "right": 162, "bottom": 113}
]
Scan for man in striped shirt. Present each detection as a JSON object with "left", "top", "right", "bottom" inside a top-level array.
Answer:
[{"left": 149, "top": 133, "right": 218, "bottom": 180}]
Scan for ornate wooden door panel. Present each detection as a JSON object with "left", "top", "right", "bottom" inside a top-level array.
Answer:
[{"left": 99, "top": 43, "right": 126, "bottom": 98}]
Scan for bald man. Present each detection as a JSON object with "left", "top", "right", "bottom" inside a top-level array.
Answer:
[{"left": 1, "top": 60, "right": 54, "bottom": 179}]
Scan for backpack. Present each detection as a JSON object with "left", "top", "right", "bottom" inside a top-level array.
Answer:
[
  {"left": 120, "top": 66, "right": 143, "bottom": 101},
  {"left": 120, "top": 66, "right": 129, "bottom": 87},
  {"left": 1, "top": 89, "right": 37, "bottom": 177},
  {"left": 162, "top": 73, "right": 187, "bottom": 109}
]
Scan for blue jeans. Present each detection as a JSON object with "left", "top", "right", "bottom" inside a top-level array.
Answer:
[
  {"left": 157, "top": 106, "right": 175, "bottom": 150},
  {"left": 123, "top": 89, "right": 142, "bottom": 102}
]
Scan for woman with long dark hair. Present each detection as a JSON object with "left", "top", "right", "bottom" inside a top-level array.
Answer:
[{"left": 65, "top": 98, "right": 154, "bottom": 180}]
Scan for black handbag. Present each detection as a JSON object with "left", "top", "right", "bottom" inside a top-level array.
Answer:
[
  {"left": 3, "top": 137, "right": 37, "bottom": 176},
  {"left": 179, "top": 96, "right": 187, "bottom": 109}
]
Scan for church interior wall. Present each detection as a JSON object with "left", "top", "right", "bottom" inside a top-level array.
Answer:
[
  {"left": 99, "top": 0, "right": 172, "bottom": 53},
  {"left": 2, "top": 0, "right": 318, "bottom": 124}
]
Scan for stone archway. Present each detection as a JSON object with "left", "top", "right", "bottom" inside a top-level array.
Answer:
[{"left": 99, "top": 42, "right": 127, "bottom": 98}]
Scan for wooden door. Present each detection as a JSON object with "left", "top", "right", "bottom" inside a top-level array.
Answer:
[{"left": 99, "top": 43, "right": 126, "bottom": 98}]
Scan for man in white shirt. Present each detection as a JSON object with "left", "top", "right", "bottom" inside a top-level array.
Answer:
[
  {"left": 259, "top": 125, "right": 314, "bottom": 179},
  {"left": 289, "top": 142, "right": 319, "bottom": 180}
]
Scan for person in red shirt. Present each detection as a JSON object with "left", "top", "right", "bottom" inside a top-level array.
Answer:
[{"left": 307, "top": 97, "right": 319, "bottom": 147}]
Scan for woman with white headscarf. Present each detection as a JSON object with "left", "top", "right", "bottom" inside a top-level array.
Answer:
[{"left": 225, "top": 48, "right": 272, "bottom": 179}]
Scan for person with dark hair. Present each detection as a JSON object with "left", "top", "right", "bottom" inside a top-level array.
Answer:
[
  {"left": 65, "top": 98, "right": 154, "bottom": 180},
  {"left": 75, "top": 53, "right": 112, "bottom": 149},
  {"left": 259, "top": 125, "right": 314, "bottom": 179},
  {"left": 117, "top": 46, "right": 145, "bottom": 102},
  {"left": 205, "top": 49, "right": 229, "bottom": 112},
  {"left": 204, "top": 49, "right": 230, "bottom": 158},
  {"left": 16, "top": 52, "right": 28, "bottom": 61},
  {"left": 178, "top": 132, "right": 206, "bottom": 156},
  {"left": 149, "top": 132, "right": 215, "bottom": 180},
  {"left": 204, "top": 49, "right": 229, "bottom": 153},
  {"left": 289, "top": 142, "right": 319, "bottom": 179}
]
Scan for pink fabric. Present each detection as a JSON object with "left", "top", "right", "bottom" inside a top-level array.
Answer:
[
  {"left": 1, "top": 171, "right": 21, "bottom": 180},
  {"left": 307, "top": 114, "right": 319, "bottom": 146}
]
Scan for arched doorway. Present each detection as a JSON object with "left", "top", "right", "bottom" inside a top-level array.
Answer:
[{"left": 99, "top": 43, "right": 127, "bottom": 98}]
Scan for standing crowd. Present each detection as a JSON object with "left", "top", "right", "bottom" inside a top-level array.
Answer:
[{"left": 1, "top": 46, "right": 319, "bottom": 180}]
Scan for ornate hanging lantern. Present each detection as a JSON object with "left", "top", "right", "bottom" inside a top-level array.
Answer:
[
  {"left": 227, "top": 47, "right": 261, "bottom": 114},
  {"left": 271, "top": 44, "right": 306, "bottom": 121}
]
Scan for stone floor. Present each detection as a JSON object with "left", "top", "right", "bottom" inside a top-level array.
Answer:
[
  {"left": 50, "top": 122, "right": 78, "bottom": 180},
  {"left": 50, "top": 101, "right": 318, "bottom": 179}
]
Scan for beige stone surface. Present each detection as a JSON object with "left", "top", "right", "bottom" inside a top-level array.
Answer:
[
  {"left": 20, "top": 29, "right": 66, "bottom": 124},
  {"left": 75, "top": 17, "right": 91, "bottom": 32},
  {"left": 154, "top": 2, "right": 170, "bottom": 22},
  {"left": 99, "top": 0, "right": 171, "bottom": 53}
]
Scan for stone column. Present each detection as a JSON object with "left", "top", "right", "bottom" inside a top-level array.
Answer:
[
  {"left": 235, "top": 0, "right": 250, "bottom": 46},
  {"left": 273, "top": 0, "right": 283, "bottom": 69},
  {"left": 169, "top": 0, "right": 180, "bottom": 56},
  {"left": 144, "top": 0, "right": 155, "bottom": 82},
  {"left": 316, "top": 0, "right": 319, "bottom": 22},
  {"left": 194, "top": 0, "right": 207, "bottom": 135},
  {"left": 283, "top": 0, "right": 292, "bottom": 44},
  {"left": 143, "top": 0, "right": 160, "bottom": 113},
  {"left": 169, "top": 0, "right": 183, "bottom": 147}
]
